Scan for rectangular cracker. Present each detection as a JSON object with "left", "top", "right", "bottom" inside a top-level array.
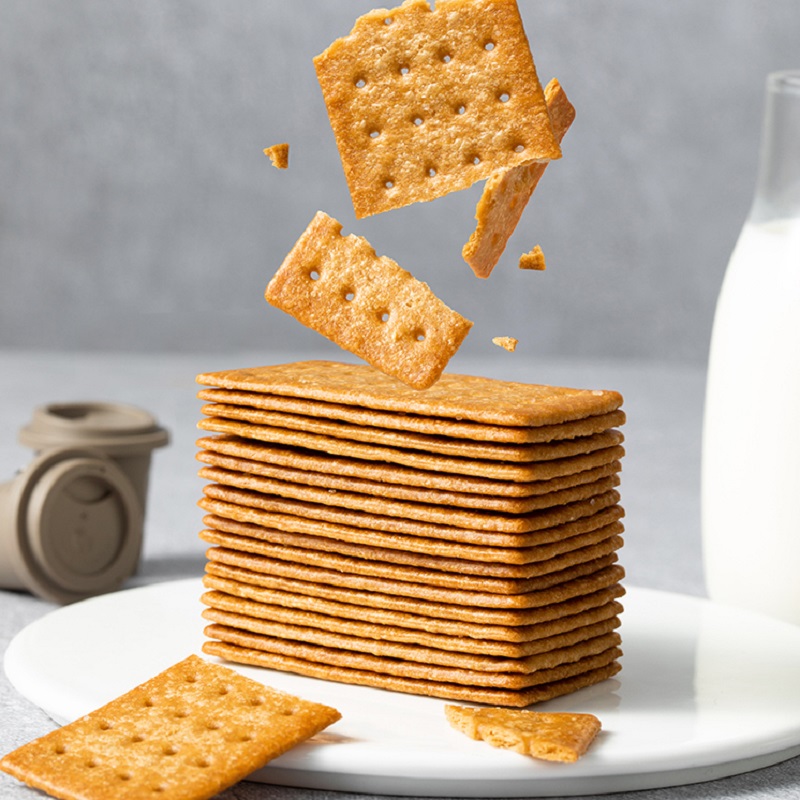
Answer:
[
  {"left": 201, "top": 589, "right": 621, "bottom": 657},
  {"left": 0, "top": 655, "right": 340, "bottom": 800},
  {"left": 264, "top": 212, "right": 472, "bottom": 390},
  {"left": 313, "top": 0, "right": 560, "bottom": 219},
  {"left": 203, "top": 574, "right": 625, "bottom": 642},
  {"left": 204, "top": 639, "right": 621, "bottom": 707},
  {"left": 197, "top": 434, "right": 625, "bottom": 499},
  {"left": 463, "top": 77, "right": 576, "bottom": 278},
  {"left": 198, "top": 463, "right": 620, "bottom": 529},
  {"left": 445, "top": 705, "right": 601, "bottom": 762},
  {"left": 197, "top": 387, "right": 626, "bottom": 444},
  {"left": 196, "top": 361, "right": 624, "bottom": 427}
]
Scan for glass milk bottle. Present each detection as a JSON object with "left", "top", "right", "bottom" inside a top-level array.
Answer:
[{"left": 702, "top": 70, "right": 800, "bottom": 625}]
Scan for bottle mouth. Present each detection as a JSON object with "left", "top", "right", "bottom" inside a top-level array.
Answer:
[{"left": 767, "top": 70, "right": 800, "bottom": 96}]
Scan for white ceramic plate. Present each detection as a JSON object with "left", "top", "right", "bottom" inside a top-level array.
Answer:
[{"left": 5, "top": 580, "right": 800, "bottom": 797}]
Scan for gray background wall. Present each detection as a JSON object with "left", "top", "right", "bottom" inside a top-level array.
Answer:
[{"left": 1, "top": 0, "right": 796, "bottom": 363}]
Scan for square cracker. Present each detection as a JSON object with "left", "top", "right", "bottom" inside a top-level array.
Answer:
[
  {"left": 445, "top": 705, "right": 601, "bottom": 761},
  {"left": 265, "top": 213, "right": 472, "bottom": 390},
  {"left": 313, "top": 0, "right": 560, "bottom": 218},
  {"left": 0, "top": 655, "right": 340, "bottom": 800},
  {"left": 463, "top": 78, "right": 575, "bottom": 278}
]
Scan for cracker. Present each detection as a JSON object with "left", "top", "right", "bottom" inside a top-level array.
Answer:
[
  {"left": 205, "top": 639, "right": 620, "bottom": 707},
  {"left": 492, "top": 336, "right": 518, "bottom": 352},
  {"left": 197, "top": 434, "right": 625, "bottom": 499},
  {"left": 201, "top": 513, "right": 624, "bottom": 578},
  {"left": 196, "top": 361, "right": 624, "bottom": 427},
  {"left": 200, "top": 402, "right": 624, "bottom": 459},
  {"left": 313, "top": 0, "right": 560, "bottom": 219},
  {"left": 199, "top": 493, "right": 625, "bottom": 561},
  {"left": 198, "top": 419, "right": 624, "bottom": 481},
  {"left": 197, "top": 447, "right": 623, "bottom": 512},
  {"left": 519, "top": 244, "right": 547, "bottom": 271},
  {"left": 463, "top": 78, "right": 575, "bottom": 278},
  {"left": 0, "top": 655, "right": 340, "bottom": 800},
  {"left": 445, "top": 705, "right": 600, "bottom": 762},
  {"left": 196, "top": 388, "right": 626, "bottom": 444},
  {"left": 263, "top": 142, "right": 289, "bottom": 169},
  {"left": 204, "top": 561, "right": 625, "bottom": 625},
  {"left": 264, "top": 212, "right": 472, "bottom": 390},
  {"left": 204, "top": 573, "right": 625, "bottom": 642},
  {"left": 198, "top": 463, "right": 620, "bottom": 528},
  {"left": 201, "top": 589, "right": 621, "bottom": 657}
]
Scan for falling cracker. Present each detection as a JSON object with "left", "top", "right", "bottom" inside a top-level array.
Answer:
[
  {"left": 263, "top": 143, "right": 290, "bottom": 169},
  {"left": 0, "top": 655, "right": 340, "bottom": 800},
  {"left": 519, "top": 245, "right": 547, "bottom": 271},
  {"left": 445, "top": 705, "right": 601, "bottom": 762},
  {"left": 313, "top": 0, "right": 560, "bottom": 219},
  {"left": 492, "top": 336, "right": 518, "bottom": 352},
  {"left": 463, "top": 78, "right": 575, "bottom": 278},
  {"left": 265, "top": 211, "right": 473, "bottom": 390}
]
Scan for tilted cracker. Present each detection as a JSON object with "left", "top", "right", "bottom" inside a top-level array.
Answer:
[
  {"left": 197, "top": 434, "right": 625, "bottom": 499},
  {"left": 463, "top": 78, "right": 575, "bottom": 278},
  {"left": 205, "top": 639, "right": 621, "bottom": 707},
  {"left": 445, "top": 705, "right": 601, "bottom": 762},
  {"left": 263, "top": 142, "right": 289, "bottom": 169},
  {"left": 0, "top": 655, "right": 340, "bottom": 800},
  {"left": 202, "top": 589, "right": 621, "bottom": 657},
  {"left": 196, "top": 361, "right": 624, "bottom": 427},
  {"left": 519, "top": 244, "right": 547, "bottom": 271},
  {"left": 197, "top": 388, "right": 626, "bottom": 444},
  {"left": 492, "top": 336, "right": 518, "bottom": 352},
  {"left": 313, "top": 0, "right": 560, "bottom": 219},
  {"left": 204, "top": 573, "right": 625, "bottom": 642},
  {"left": 264, "top": 213, "right": 472, "bottom": 390}
]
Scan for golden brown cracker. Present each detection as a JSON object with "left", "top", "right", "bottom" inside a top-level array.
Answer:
[
  {"left": 201, "top": 589, "right": 620, "bottom": 657},
  {"left": 264, "top": 212, "right": 472, "bottom": 390},
  {"left": 313, "top": 0, "right": 560, "bottom": 219},
  {"left": 0, "top": 655, "right": 339, "bottom": 800},
  {"left": 445, "top": 705, "right": 601, "bottom": 761},
  {"left": 196, "top": 361, "right": 623, "bottom": 427},
  {"left": 263, "top": 142, "right": 290, "bottom": 169},
  {"left": 204, "top": 573, "right": 624, "bottom": 642},
  {"left": 463, "top": 78, "right": 575, "bottom": 278},
  {"left": 492, "top": 336, "right": 518, "bottom": 352},
  {"left": 197, "top": 434, "right": 624, "bottom": 499},
  {"left": 197, "top": 388, "right": 626, "bottom": 444},
  {"left": 519, "top": 244, "right": 547, "bottom": 271}
]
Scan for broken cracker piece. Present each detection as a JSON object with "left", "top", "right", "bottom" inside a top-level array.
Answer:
[
  {"left": 445, "top": 705, "right": 601, "bottom": 762},
  {"left": 0, "top": 655, "right": 340, "bottom": 800},
  {"left": 519, "top": 245, "right": 546, "bottom": 271},
  {"left": 492, "top": 336, "right": 518, "bottom": 352},
  {"left": 463, "top": 78, "right": 575, "bottom": 278},
  {"left": 263, "top": 143, "right": 290, "bottom": 169},
  {"left": 313, "top": 0, "right": 560, "bottom": 219},
  {"left": 265, "top": 211, "right": 473, "bottom": 390}
]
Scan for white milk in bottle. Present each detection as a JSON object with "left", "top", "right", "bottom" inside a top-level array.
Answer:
[{"left": 702, "top": 71, "right": 800, "bottom": 624}]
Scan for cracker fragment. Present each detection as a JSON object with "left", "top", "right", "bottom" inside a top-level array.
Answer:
[
  {"left": 445, "top": 705, "right": 601, "bottom": 762},
  {"left": 263, "top": 142, "right": 290, "bottom": 169},
  {"left": 492, "top": 336, "right": 518, "bottom": 352},
  {"left": 0, "top": 655, "right": 340, "bottom": 800},
  {"left": 265, "top": 212, "right": 472, "bottom": 390},
  {"left": 313, "top": 0, "right": 560, "bottom": 218},
  {"left": 519, "top": 244, "right": 547, "bottom": 271},
  {"left": 463, "top": 78, "right": 575, "bottom": 278}
]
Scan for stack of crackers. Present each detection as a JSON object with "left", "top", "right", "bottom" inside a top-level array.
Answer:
[{"left": 196, "top": 360, "right": 626, "bottom": 707}]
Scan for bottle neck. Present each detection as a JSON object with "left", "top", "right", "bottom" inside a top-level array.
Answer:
[{"left": 750, "top": 71, "right": 800, "bottom": 223}]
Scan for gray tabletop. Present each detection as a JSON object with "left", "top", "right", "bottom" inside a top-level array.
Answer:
[{"left": 1, "top": 348, "right": 798, "bottom": 800}]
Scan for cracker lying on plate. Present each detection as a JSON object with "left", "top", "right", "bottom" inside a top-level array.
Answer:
[
  {"left": 313, "top": 0, "right": 560, "bottom": 218},
  {"left": 265, "top": 211, "right": 472, "bottom": 390},
  {"left": 263, "top": 142, "right": 290, "bottom": 169},
  {"left": 445, "top": 705, "right": 601, "bottom": 761},
  {"left": 0, "top": 655, "right": 340, "bottom": 800},
  {"left": 463, "top": 78, "right": 575, "bottom": 278}
]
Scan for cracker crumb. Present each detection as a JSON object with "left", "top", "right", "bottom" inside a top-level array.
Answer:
[
  {"left": 264, "top": 143, "right": 290, "bottom": 169},
  {"left": 492, "top": 336, "right": 518, "bottom": 352},
  {"left": 519, "top": 245, "right": 546, "bottom": 271}
]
